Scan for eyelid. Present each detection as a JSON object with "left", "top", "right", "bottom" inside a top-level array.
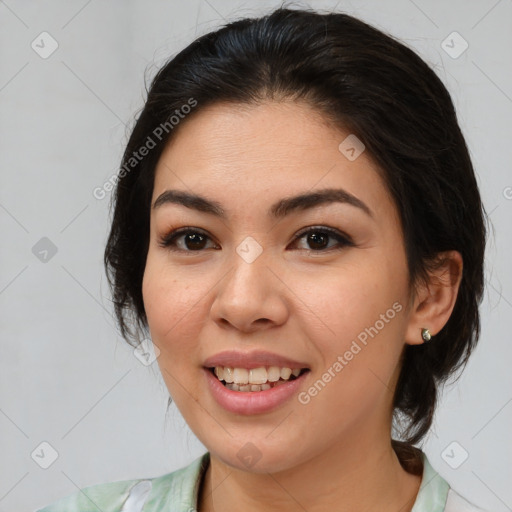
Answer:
[
  {"left": 157, "top": 226, "right": 218, "bottom": 250},
  {"left": 291, "top": 225, "right": 354, "bottom": 246},
  {"left": 157, "top": 225, "right": 354, "bottom": 252}
]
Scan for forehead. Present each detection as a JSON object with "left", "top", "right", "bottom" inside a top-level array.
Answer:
[
  {"left": 157, "top": 100, "right": 349, "bottom": 173},
  {"left": 152, "top": 100, "right": 395, "bottom": 223}
]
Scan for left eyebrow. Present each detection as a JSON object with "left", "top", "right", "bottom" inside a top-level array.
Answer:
[
  {"left": 270, "top": 188, "right": 373, "bottom": 219},
  {"left": 152, "top": 187, "right": 373, "bottom": 219}
]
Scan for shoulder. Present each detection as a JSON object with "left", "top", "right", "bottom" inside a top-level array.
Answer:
[
  {"left": 444, "top": 488, "right": 489, "bottom": 512},
  {"left": 411, "top": 450, "right": 489, "bottom": 512},
  {"left": 34, "top": 478, "right": 150, "bottom": 512},
  {"left": 34, "top": 452, "right": 209, "bottom": 512}
]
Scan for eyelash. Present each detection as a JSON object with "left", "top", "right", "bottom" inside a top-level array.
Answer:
[{"left": 157, "top": 226, "right": 354, "bottom": 254}]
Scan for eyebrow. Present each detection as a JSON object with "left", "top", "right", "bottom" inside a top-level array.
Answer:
[{"left": 152, "top": 187, "right": 373, "bottom": 219}]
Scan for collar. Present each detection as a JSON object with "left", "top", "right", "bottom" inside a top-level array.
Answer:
[
  {"left": 143, "top": 450, "right": 450, "bottom": 512},
  {"left": 411, "top": 451, "right": 451, "bottom": 512},
  {"left": 143, "top": 451, "right": 210, "bottom": 511}
]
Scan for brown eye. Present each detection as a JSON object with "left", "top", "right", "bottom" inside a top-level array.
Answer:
[
  {"left": 290, "top": 226, "right": 353, "bottom": 252},
  {"left": 181, "top": 232, "right": 208, "bottom": 250},
  {"left": 158, "top": 228, "right": 217, "bottom": 252},
  {"left": 157, "top": 225, "right": 353, "bottom": 254}
]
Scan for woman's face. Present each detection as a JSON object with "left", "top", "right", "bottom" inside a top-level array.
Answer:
[{"left": 142, "top": 100, "right": 415, "bottom": 472}]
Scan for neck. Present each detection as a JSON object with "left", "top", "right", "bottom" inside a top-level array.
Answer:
[{"left": 198, "top": 433, "right": 422, "bottom": 512}]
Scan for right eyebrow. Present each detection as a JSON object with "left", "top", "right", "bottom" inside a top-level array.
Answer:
[{"left": 152, "top": 187, "right": 373, "bottom": 220}]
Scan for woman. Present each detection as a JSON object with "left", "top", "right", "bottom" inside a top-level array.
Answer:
[{"left": 36, "top": 5, "right": 488, "bottom": 512}]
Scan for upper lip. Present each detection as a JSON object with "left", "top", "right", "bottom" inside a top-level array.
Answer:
[{"left": 203, "top": 350, "right": 310, "bottom": 370}]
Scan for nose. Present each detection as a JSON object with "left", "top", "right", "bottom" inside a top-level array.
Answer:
[{"left": 210, "top": 248, "right": 289, "bottom": 334}]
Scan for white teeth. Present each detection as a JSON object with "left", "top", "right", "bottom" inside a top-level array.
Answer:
[
  {"left": 225, "top": 382, "right": 277, "bottom": 392},
  {"left": 233, "top": 368, "right": 249, "bottom": 384},
  {"left": 212, "top": 365, "right": 305, "bottom": 387},
  {"left": 249, "top": 367, "right": 268, "bottom": 384},
  {"left": 223, "top": 367, "right": 234, "bottom": 383},
  {"left": 280, "top": 367, "right": 292, "bottom": 380},
  {"left": 267, "top": 366, "right": 281, "bottom": 382}
]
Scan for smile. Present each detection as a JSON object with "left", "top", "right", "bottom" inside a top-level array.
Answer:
[
  {"left": 204, "top": 366, "right": 310, "bottom": 415},
  {"left": 210, "top": 366, "right": 307, "bottom": 392}
]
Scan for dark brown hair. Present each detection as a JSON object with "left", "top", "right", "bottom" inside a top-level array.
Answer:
[{"left": 104, "top": 5, "right": 487, "bottom": 457}]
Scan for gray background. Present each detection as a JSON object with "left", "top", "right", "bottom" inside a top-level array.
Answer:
[{"left": 0, "top": 1, "right": 511, "bottom": 511}]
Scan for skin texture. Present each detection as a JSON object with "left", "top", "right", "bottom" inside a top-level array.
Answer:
[{"left": 142, "top": 100, "right": 463, "bottom": 512}]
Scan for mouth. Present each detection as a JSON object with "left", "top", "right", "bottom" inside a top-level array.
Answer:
[{"left": 207, "top": 366, "right": 310, "bottom": 392}]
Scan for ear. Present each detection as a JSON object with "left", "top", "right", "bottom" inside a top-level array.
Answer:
[{"left": 405, "top": 250, "right": 463, "bottom": 346}]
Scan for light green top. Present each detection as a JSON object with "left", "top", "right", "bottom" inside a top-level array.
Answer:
[{"left": 35, "top": 450, "right": 484, "bottom": 512}]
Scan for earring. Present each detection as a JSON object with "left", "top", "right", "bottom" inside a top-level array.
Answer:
[{"left": 421, "top": 328, "right": 431, "bottom": 342}]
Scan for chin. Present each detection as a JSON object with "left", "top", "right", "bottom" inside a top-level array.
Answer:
[{"left": 208, "top": 439, "right": 306, "bottom": 475}]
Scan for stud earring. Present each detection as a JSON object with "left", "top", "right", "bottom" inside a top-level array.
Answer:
[{"left": 421, "top": 328, "right": 431, "bottom": 342}]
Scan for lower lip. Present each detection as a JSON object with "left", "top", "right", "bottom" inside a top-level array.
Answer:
[{"left": 204, "top": 368, "right": 309, "bottom": 415}]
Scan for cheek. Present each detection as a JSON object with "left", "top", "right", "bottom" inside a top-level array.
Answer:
[
  {"left": 142, "top": 259, "right": 209, "bottom": 407},
  {"left": 300, "top": 258, "right": 407, "bottom": 400},
  {"left": 302, "top": 259, "right": 402, "bottom": 342},
  {"left": 141, "top": 258, "right": 209, "bottom": 354}
]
